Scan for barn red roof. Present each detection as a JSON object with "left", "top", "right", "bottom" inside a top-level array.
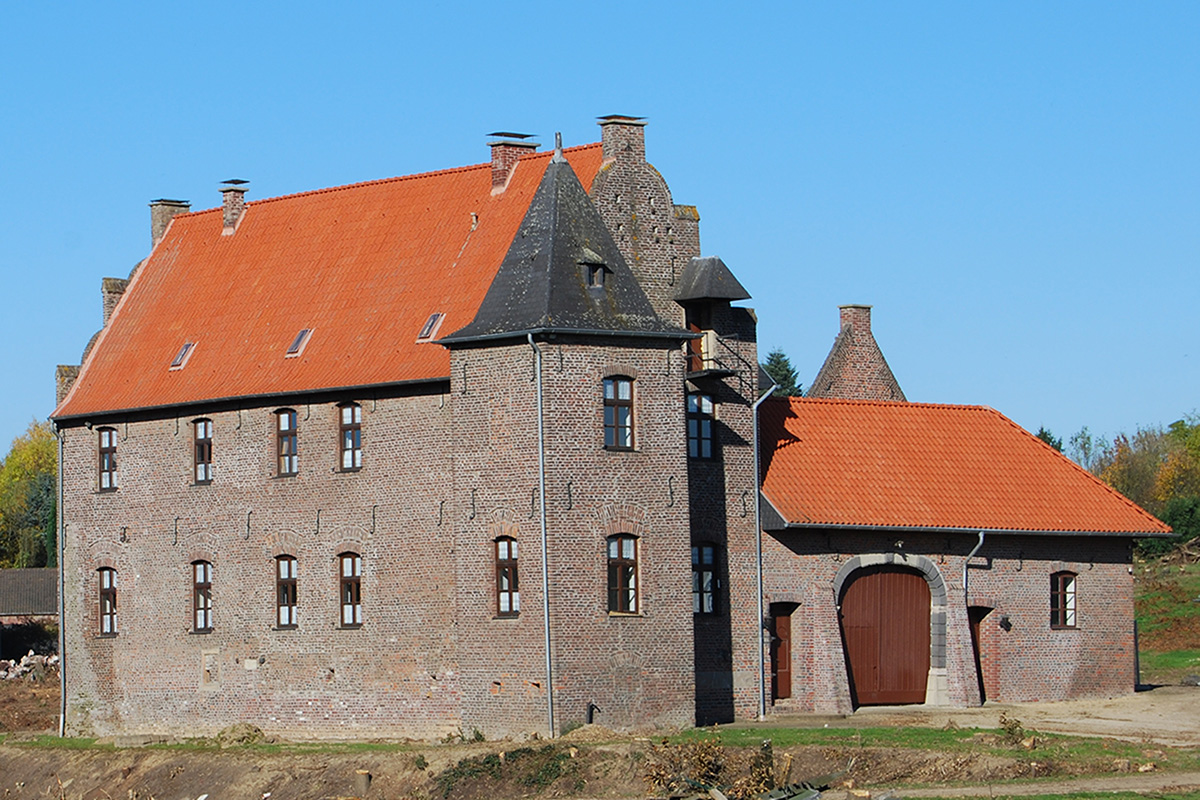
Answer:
[
  {"left": 54, "top": 144, "right": 605, "bottom": 419},
  {"left": 760, "top": 397, "right": 1169, "bottom": 535}
]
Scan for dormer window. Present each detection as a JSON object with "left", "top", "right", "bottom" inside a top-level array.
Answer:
[
  {"left": 586, "top": 264, "right": 606, "bottom": 288},
  {"left": 286, "top": 329, "right": 312, "bottom": 358},
  {"left": 170, "top": 342, "right": 195, "bottom": 370},
  {"left": 417, "top": 313, "right": 445, "bottom": 342}
]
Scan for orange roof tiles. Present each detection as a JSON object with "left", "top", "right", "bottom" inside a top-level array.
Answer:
[
  {"left": 760, "top": 397, "right": 1168, "bottom": 535},
  {"left": 54, "top": 145, "right": 605, "bottom": 419}
]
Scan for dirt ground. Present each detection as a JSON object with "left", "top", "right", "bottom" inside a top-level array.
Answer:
[{"left": 1, "top": 678, "right": 1199, "bottom": 799}]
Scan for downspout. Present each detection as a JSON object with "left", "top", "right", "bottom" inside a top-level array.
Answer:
[
  {"left": 528, "top": 334, "right": 555, "bottom": 737},
  {"left": 963, "top": 530, "right": 986, "bottom": 600},
  {"left": 752, "top": 374, "right": 777, "bottom": 721},
  {"left": 54, "top": 422, "right": 66, "bottom": 738}
]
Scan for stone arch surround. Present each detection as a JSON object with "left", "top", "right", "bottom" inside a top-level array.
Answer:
[{"left": 833, "top": 552, "right": 950, "bottom": 706}]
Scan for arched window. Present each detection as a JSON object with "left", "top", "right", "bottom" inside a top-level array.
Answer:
[
  {"left": 607, "top": 534, "right": 638, "bottom": 613},
  {"left": 98, "top": 568, "right": 117, "bottom": 635},
  {"left": 98, "top": 427, "right": 118, "bottom": 491},
  {"left": 603, "top": 377, "right": 634, "bottom": 449},
  {"left": 339, "top": 552, "right": 362, "bottom": 628},
  {"left": 1051, "top": 571, "right": 1077, "bottom": 628},
  {"left": 276, "top": 555, "right": 298, "bottom": 628},
  {"left": 194, "top": 419, "right": 213, "bottom": 483},
  {"left": 339, "top": 403, "right": 362, "bottom": 470},
  {"left": 495, "top": 537, "right": 519, "bottom": 617},
  {"left": 192, "top": 561, "right": 213, "bottom": 632},
  {"left": 276, "top": 409, "right": 298, "bottom": 476}
]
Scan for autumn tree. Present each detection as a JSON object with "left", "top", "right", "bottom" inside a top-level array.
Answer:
[
  {"left": 761, "top": 348, "right": 803, "bottom": 397},
  {"left": 0, "top": 420, "right": 58, "bottom": 568}
]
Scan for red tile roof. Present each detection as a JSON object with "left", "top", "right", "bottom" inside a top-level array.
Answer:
[
  {"left": 760, "top": 397, "right": 1169, "bottom": 535},
  {"left": 54, "top": 145, "right": 605, "bottom": 419}
]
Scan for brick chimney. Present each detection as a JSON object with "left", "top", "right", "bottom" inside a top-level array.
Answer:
[
  {"left": 101, "top": 277, "right": 129, "bottom": 326},
  {"left": 488, "top": 133, "right": 538, "bottom": 193},
  {"left": 149, "top": 199, "right": 190, "bottom": 248},
  {"left": 839, "top": 304, "right": 872, "bottom": 333},
  {"left": 598, "top": 115, "right": 646, "bottom": 162},
  {"left": 220, "top": 180, "right": 249, "bottom": 234}
]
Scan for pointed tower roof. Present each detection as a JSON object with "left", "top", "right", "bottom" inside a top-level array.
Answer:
[
  {"left": 807, "top": 305, "right": 906, "bottom": 401},
  {"left": 441, "top": 152, "right": 684, "bottom": 344}
]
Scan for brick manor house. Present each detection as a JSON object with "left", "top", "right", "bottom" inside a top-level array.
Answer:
[{"left": 51, "top": 117, "right": 1168, "bottom": 740}]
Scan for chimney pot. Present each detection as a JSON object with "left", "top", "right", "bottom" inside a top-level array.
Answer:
[
  {"left": 220, "top": 181, "right": 249, "bottom": 233},
  {"left": 488, "top": 135, "right": 538, "bottom": 192}
]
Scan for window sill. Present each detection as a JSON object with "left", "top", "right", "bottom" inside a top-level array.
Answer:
[
  {"left": 1050, "top": 625, "right": 1078, "bottom": 630},
  {"left": 273, "top": 473, "right": 298, "bottom": 480},
  {"left": 607, "top": 611, "right": 644, "bottom": 618},
  {"left": 337, "top": 467, "right": 362, "bottom": 474},
  {"left": 603, "top": 446, "right": 636, "bottom": 453},
  {"left": 191, "top": 481, "right": 212, "bottom": 488},
  {"left": 190, "top": 629, "right": 213, "bottom": 635},
  {"left": 493, "top": 614, "right": 520, "bottom": 620},
  {"left": 339, "top": 624, "right": 363, "bottom": 630},
  {"left": 96, "top": 488, "right": 118, "bottom": 495},
  {"left": 95, "top": 633, "right": 118, "bottom": 639},
  {"left": 272, "top": 625, "right": 298, "bottom": 632}
]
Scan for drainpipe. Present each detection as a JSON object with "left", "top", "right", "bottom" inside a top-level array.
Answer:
[
  {"left": 752, "top": 374, "right": 777, "bottom": 721},
  {"left": 528, "top": 334, "right": 555, "bottom": 737},
  {"left": 54, "top": 422, "right": 66, "bottom": 738},
  {"left": 963, "top": 530, "right": 986, "bottom": 600}
]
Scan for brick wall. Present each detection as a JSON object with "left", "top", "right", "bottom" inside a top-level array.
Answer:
[{"left": 757, "top": 529, "right": 1134, "bottom": 714}]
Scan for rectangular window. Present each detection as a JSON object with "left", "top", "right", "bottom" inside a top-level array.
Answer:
[
  {"left": 340, "top": 553, "right": 362, "bottom": 627},
  {"left": 339, "top": 404, "right": 362, "bottom": 470},
  {"left": 277, "top": 410, "right": 298, "bottom": 476},
  {"left": 276, "top": 556, "right": 298, "bottom": 628},
  {"left": 603, "top": 377, "right": 634, "bottom": 449},
  {"left": 98, "top": 568, "right": 117, "bottom": 635},
  {"left": 417, "top": 312, "right": 445, "bottom": 341},
  {"left": 692, "top": 544, "right": 716, "bottom": 614},
  {"left": 496, "top": 538, "right": 519, "bottom": 617},
  {"left": 98, "top": 428, "right": 118, "bottom": 491},
  {"left": 193, "top": 561, "right": 213, "bottom": 632},
  {"left": 687, "top": 393, "right": 715, "bottom": 459},
  {"left": 194, "top": 419, "right": 213, "bottom": 483},
  {"left": 607, "top": 534, "right": 638, "bottom": 613},
  {"left": 170, "top": 342, "right": 195, "bottom": 370},
  {"left": 1051, "top": 571, "right": 1077, "bottom": 628},
  {"left": 286, "top": 328, "right": 312, "bottom": 357}
]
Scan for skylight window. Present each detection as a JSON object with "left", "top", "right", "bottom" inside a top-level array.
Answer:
[
  {"left": 170, "top": 342, "right": 195, "bottom": 370},
  {"left": 417, "top": 313, "right": 445, "bottom": 342},
  {"left": 286, "top": 329, "right": 312, "bottom": 358}
]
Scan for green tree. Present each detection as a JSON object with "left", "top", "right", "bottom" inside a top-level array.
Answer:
[
  {"left": 0, "top": 420, "right": 58, "bottom": 568},
  {"left": 1035, "top": 426, "right": 1063, "bottom": 452},
  {"left": 761, "top": 348, "right": 803, "bottom": 397}
]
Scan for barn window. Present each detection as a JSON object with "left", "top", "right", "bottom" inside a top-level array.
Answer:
[
  {"left": 276, "top": 555, "right": 298, "bottom": 628},
  {"left": 276, "top": 409, "right": 298, "bottom": 476},
  {"left": 1051, "top": 571, "right": 1077, "bottom": 628},
  {"left": 339, "top": 403, "right": 362, "bottom": 471},
  {"left": 603, "top": 377, "right": 634, "bottom": 450},
  {"left": 194, "top": 419, "right": 213, "bottom": 483},
  {"left": 692, "top": 543, "right": 717, "bottom": 614},
  {"left": 607, "top": 534, "right": 638, "bottom": 614},
  {"left": 193, "top": 561, "right": 213, "bottom": 632},
  {"left": 495, "top": 537, "right": 519, "bottom": 617},
  {"left": 98, "top": 568, "right": 117, "bottom": 636},
  {"left": 339, "top": 552, "right": 362, "bottom": 628},
  {"left": 98, "top": 428, "right": 118, "bottom": 491}
]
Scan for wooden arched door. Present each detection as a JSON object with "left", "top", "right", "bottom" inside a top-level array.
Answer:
[{"left": 839, "top": 567, "right": 930, "bottom": 705}]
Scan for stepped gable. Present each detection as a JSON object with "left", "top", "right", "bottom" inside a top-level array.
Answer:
[
  {"left": 441, "top": 149, "right": 684, "bottom": 344},
  {"left": 807, "top": 304, "right": 906, "bottom": 401},
  {"left": 760, "top": 396, "right": 1171, "bottom": 535},
  {"left": 53, "top": 144, "right": 604, "bottom": 420}
]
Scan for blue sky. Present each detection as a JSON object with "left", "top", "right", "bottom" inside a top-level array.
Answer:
[{"left": 2, "top": 2, "right": 1197, "bottom": 455}]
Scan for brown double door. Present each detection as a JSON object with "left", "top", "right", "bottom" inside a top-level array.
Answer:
[{"left": 839, "top": 567, "right": 930, "bottom": 705}]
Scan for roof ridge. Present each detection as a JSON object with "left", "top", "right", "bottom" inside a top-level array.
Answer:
[
  {"left": 179, "top": 142, "right": 605, "bottom": 217},
  {"left": 790, "top": 396, "right": 995, "bottom": 412}
]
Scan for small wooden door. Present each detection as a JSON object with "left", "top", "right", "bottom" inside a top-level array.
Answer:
[
  {"left": 770, "top": 609, "right": 792, "bottom": 700},
  {"left": 684, "top": 305, "right": 711, "bottom": 372},
  {"left": 840, "top": 568, "right": 930, "bottom": 705}
]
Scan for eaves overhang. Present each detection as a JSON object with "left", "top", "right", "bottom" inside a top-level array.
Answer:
[
  {"left": 50, "top": 375, "right": 451, "bottom": 428},
  {"left": 437, "top": 326, "right": 694, "bottom": 347},
  {"left": 766, "top": 520, "right": 1172, "bottom": 538}
]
